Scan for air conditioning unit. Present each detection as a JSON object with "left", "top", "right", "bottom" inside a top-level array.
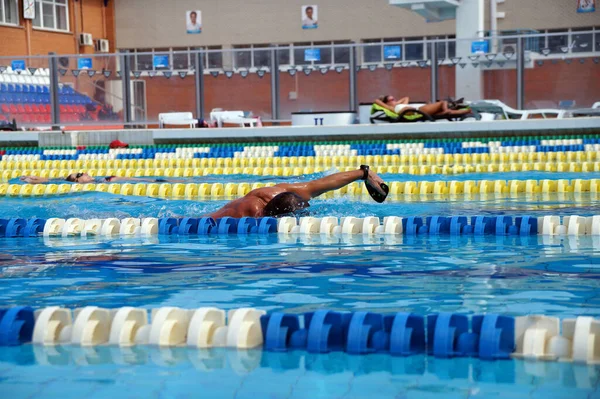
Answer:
[
  {"left": 500, "top": 42, "right": 516, "bottom": 54},
  {"left": 79, "top": 33, "right": 93, "bottom": 46},
  {"left": 95, "top": 39, "right": 110, "bottom": 53}
]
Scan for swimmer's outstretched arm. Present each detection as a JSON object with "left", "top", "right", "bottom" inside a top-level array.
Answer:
[
  {"left": 20, "top": 176, "right": 51, "bottom": 184},
  {"left": 276, "top": 168, "right": 385, "bottom": 200}
]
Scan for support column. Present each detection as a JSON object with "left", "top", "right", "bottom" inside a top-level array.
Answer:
[
  {"left": 194, "top": 49, "right": 205, "bottom": 120},
  {"left": 120, "top": 50, "right": 132, "bottom": 125},
  {"left": 455, "top": 0, "right": 484, "bottom": 100},
  {"left": 349, "top": 45, "right": 357, "bottom": 112},
  {"left": 270, "top": 49, "right": 280, "bottom": 121},
  {"left": 516, "top": 36, "right": 525, "bottom": 110},
  {"left": 48, "top": 52, "right": 60, "bottom": 130},
  {"left": 430, "top": 42, "right": 438, "bottom": 102}
]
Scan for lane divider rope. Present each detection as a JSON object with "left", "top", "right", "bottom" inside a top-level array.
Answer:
[
  {"left": 2, "top": 151, "right": 600, "bottom": 170},
  {"left": 2, "top": 215, "right": 600, "bottom": 237},
  {"left": 3, "top": 179, "right": 600, "bottom": 199},
  {"left": 3, "top": 160, "right": 600, "bottom": 181},
  {"left": 0, "top": 306, "right": 598, "bottom": 364}
]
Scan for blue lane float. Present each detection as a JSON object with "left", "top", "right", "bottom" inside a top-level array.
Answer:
[
  {"left": 3, "top": 214, "right": 600, "bottom": 238},
  {"left": 1, "top": 307, "right": 598, "bottom": 365}
]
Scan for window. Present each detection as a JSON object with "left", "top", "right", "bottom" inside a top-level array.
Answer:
[
  {"left": 206, "top": 46, "right": 223, "bottom": 69},
  {"left": 333, "top": 40, "right": 351, "bottom": 64},
  {"left": 447, "top": 36, "right": 456, "bottom": 58},
  {"left": 253, "top": 44, "right": 271, "bottom": 68},
  {"left": 232, "top": 44, "right": 271, "bottom": 69},
  {"left": 363, "top": 39, "right": 382, "bottom": 63},
  {"left": 547, "top": 29, "right": 569, "bottom": 54},
  {"left": 233, "top": 45, "right": 251, "bottom": 69},
  {"left": 405, "top": 37, "right": 425, "bottom": 60},
  {"left": 276, "top": 44, "right": 290, "bottom": 65},
  {"left": 572, "top": 27, "right": 593, "bottom": 53},
  {"left": 293, "top": 42, "right": 311, "bottom": 66},
  {"left": 172, "top": 48, "right": 189, "bottom": 70},
  {"left": 135, "top": 49, "right": 153, "bottom": 71},
  {"left": 33, "top": 0, "right": 69, "bottom": 31},
  {"left": 0, "top": 0, "right": 19, "bottom": 25}
]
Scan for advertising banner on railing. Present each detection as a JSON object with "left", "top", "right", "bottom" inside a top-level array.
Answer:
[
  {"left": 384, "top": 46, "right": 401, "bottom": 60},
  {"left": 577, "top": 0, "right": 595, "bottom": 12},
  {"left": 304, "top": 48, "right": 321, "bottom": 62}
]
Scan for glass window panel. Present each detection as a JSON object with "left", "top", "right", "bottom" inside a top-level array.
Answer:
[
  {"left": 207, "top": 46, "right": 222, "bottom": 69},
  {"left": 362, "top": 39, "right": 381, "bottom": 63},
  {"left": 312, "top": 42, "right": 331, "bottom": 64},
  {"left": 172, "top": 49, "right": 189, "bottom": 70},
  {"left": 253, "top": 46, "right": 271, "bottom": 68},
  {"left": 5, "top": 0, "right": 18, "bottom": 24},
  {"left": 293, "top": 42, "right": 311, "bottom": 66},
  {"left": 136, "top": 49, "right": 153, "bottom": 71},
  {"left": 33, "top": 1, "right": 41, "bottom": 26},
  {"left": 333, "top": 41, "right": 351, "bottom": 64},
  {"left": 56, "top": 4, "right": 67, "bottom": 30},
  {"left": 55, "top": 0, "right": 66, "bottom": 4},
  {"left": 334, "top": 46, "right": 349, "bottom": 64},
  {"left": 547, "top": 29, "right": 569, "bottom": 53},
  {"left": 596, "top": 30, "right": 600, "bottom": 52},
  {"left": 42, "top": 2, "right": 53, "bottom": 28},
  {"left": 425, "top": 37, "right": 446, "bottom": 60},
  {"left": 277, "top": 45, "right": 290, "bottom": 65},
  {"left": 572, "top": 28, "right": 593, "bottom": 53},
  {"left": 0, "top": 1, "right": 4, "bottom": 23},
  {"left": 405, "top": 37, "right": 424, "bottom": 60},
  {"left": 233, "top": 45, "right": 251, "bottom": 69},
  {"left": 448, "top": 37, "right": 456, "bottom": 58}
]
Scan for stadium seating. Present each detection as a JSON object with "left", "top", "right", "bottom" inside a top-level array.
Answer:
[{"left": 0, "top": 68, "right": 96, "bottom": 126}]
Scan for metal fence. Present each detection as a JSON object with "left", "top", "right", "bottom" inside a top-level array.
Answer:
[{"left": 0, "top": 31, "right": 598, "bottom": 128}]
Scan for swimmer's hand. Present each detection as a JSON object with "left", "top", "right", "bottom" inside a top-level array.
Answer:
[{"left": 366, "top": 169, "right": 386, "bottom": 195}]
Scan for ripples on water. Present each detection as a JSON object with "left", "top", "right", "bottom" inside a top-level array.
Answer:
[{"left": 0, "top": 235, "right": 599, "bottom": 317}]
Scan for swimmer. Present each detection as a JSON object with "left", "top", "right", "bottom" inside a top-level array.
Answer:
[
  {"left": 20, "top": 172, "right": 174, "bottom": 184},
  {"left": 205, "top": 165, "right": 388, "bottom": 219}
]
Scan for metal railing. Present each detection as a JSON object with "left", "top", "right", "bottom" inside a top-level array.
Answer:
[{"left": 0, "top": 31, "right": 597, "bottom": 128}]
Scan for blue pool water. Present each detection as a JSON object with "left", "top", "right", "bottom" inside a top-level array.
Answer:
[{"left": 1, "top": 170, "right": 600, "bottom": 398}]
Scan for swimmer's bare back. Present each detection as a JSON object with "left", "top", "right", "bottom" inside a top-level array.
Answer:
[{"left": 205, "top": 186, "right": 288, "bottom": 218}]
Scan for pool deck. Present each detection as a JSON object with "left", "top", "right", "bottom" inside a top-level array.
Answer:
[{"left": 1, "top": 117, "right": 599, "bottom": 146}]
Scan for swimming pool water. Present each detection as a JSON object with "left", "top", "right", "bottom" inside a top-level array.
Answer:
[
  {"left": 1, "top": 234, "right": 599, "bottom": 398},
  {"left": 1, "top": 170, "right": 600, "bottom": 398}
]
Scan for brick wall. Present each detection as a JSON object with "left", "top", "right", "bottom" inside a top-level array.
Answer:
[
  {"left": 138, "top": 60, "right": 599, "bottom": 122},
  {"left": 0, "top": 0, "right": 114, "bottom": 57}
]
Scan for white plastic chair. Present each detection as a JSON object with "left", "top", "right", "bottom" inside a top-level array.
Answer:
[
  {"left": 470, "top": 99, "right": 568, "bottom": 120},
  {"left": 592, "top": 102, "right": 600, "bottom": 109},
  {"left": 210, "top": 109, "right": 259, "bottom": 127},
  {"left": 158, "top": 112, "right": 197, "bottom": 128}
]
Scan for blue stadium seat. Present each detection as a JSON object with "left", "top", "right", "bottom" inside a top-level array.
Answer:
[
  {"left": 7, "top": 84, "right": 15, "bottom": 93},
  {"left": 36, "top": 85, "right": 43, "bottom": 93},
  {"left": 14, "top": 84, "right": 23, "bottom": 93},
  {"left": 0, "top": 84, "right": 7, "bottom": 92},
  {"left": 42, "top": 86, "right": 49, "bottom": 94}
]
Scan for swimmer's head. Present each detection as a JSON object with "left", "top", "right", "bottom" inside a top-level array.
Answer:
[
  {"left": 66, "top": 172, "right": 94, "bottom": 183},
  {"left": 263, "top": 192, "right": 310, "bottom": 217}
]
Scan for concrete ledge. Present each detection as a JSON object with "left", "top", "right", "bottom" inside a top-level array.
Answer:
[
  {"left": 153, "top": 118, "right": 600, "bottom": 143},
  {"left": 0, "top": 118, "right": 599, "bottom": 147}
]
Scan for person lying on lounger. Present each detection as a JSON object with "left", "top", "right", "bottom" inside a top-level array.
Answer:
[
  {"left": 205, "top": 166, "right": 388, "bottom": 219},
  {"left": 19, "top": 172, "right": 174, "bottom": 184},
  {"left": 375, "top": 95, "right": 471, "bottom": 118}
]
